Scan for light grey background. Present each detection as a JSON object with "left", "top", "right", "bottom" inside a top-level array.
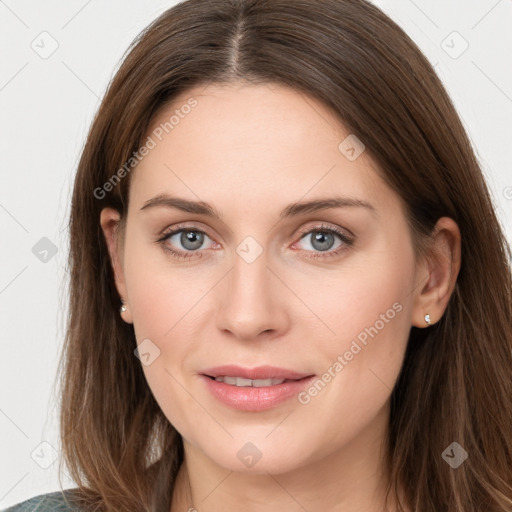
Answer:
[{"left": 1, "top": 0, "right": 511, "bottom": 508}]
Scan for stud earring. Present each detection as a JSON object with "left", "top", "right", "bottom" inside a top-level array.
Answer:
[
  {"left": 424, "top": 314, "right": 431, "bottom": 325},
  {"left": 120, "top": 298, "right": 127, "bottom": 314}
]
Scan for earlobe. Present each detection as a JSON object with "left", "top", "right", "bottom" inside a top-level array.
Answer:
[
  {"left": 100, "top": 207, "right": 133, "bottom": 324},
  {"left": 411, "top": 217, "right": 461, "bottom": 328},
  {"left": 119, "top": 297, "right": 133, "bottom": 324}
]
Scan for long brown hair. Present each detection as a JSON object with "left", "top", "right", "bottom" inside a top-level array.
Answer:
[{"left": 58, "top": 0, "right": 512, "bottom": 510}]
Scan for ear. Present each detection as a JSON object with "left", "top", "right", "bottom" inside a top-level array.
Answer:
[
  {"left": 411, "top": 217, "right": 461, "bottom": 328},
  {"left": 100, "top": 207, "right": 133, "bottom": 324}
]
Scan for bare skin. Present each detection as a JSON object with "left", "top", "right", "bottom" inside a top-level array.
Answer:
[{"left": 100, "top": 81, "right": 460, "bottom": 511}]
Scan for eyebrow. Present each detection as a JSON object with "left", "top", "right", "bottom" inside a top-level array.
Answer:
[{"left": 139, "top": 194, "right": 376, "bottom": 219}]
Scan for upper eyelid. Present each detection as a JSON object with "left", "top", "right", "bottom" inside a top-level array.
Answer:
[
  {"left": 159, "top": 222, "right": 215, "bottom": 242},
  {"left": 295, "top": 222, "right": 353, "bottom": 240}
]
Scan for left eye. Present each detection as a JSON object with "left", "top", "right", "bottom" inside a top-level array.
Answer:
[{"left": 297, "top": 229, "right": 345, "bottom": 252}]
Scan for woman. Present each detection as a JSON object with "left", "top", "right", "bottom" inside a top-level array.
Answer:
[{"left": 4, "top": 0, "right": 511, "bottom": 510}]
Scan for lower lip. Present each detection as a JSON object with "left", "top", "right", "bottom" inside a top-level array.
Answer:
[{"left": 201, "top": 375, "right": 316, "bottom": 411}]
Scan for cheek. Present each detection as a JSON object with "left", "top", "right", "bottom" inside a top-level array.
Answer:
[
  {"left": 123, "top": 254, "right": 207, "bottom": 436},
  {"left": 123, "top": 241, "right": 217, "bottom": 394},
  {"left": 293, "top": 248, "right": 414, "bottom": 419},
  {"left": 294, "top": 244, "right": 413, "bottom": 351},
  {"left": 123, "top": 232, "right": 198, "bottom": 339}
]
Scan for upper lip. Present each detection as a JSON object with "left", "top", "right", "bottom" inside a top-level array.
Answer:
[{"left": 201, "top": 365, "right": 313, "bottom": 380}]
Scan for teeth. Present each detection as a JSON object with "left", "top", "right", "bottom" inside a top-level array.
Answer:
[
  {"left": 253, "top": 378, "right": 282, "bottom": 387},
  {"left": 214, "top": 376, "right": 287, "bottom": 387}
]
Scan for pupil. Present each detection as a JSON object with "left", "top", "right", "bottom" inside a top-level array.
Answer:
[
  {"left": 181, "top": 231, "right": 203, "bottom": 250},
  {"left": 312, "top": 231, "right": 334, "bottom": 251}
]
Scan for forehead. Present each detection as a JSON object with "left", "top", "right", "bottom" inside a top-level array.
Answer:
[
  {"left": 149, "top": 81, "right": 346, "bottom": 140},
  {"left": 129, "top": 82, "right": 391, "bottom": 216}
]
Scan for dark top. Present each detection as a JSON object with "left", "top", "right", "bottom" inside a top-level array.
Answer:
[{"left": 1, "top": 489, "right": 81, "bottom": 512}]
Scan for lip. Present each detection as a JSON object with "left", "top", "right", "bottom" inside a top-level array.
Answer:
[
  {"left": 201, "top": 365, "right": 312, "bottom": 380},
  {"left": 200, "top": 365, "right": 315, "bottom": 411}
]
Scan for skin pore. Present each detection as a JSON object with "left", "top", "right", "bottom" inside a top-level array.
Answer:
[{"left": 100, "top": 82, "right": 460, "bottom": 511}]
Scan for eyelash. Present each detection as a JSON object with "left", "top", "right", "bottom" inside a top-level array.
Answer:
[{"left": 156, "top": 223, "right": 354, "bottom": 261}]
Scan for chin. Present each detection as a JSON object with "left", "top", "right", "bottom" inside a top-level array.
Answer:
[{"left": 192, "top": 432, "right": 320, "bottom": 476}]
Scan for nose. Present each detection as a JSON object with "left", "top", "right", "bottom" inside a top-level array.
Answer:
[{"left": 215, "top": 245, "right": 289, "bottom": 342}]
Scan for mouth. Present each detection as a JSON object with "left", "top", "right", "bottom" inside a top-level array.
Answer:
[
  {"left": 204, "top": 375, "right": 305, "bottom": 387},
  {"left": 200, "top": 365, "right": 316, "bottom": 411},
  {"left": 201, "top": 364, "right": 313, "bottom": 381}
]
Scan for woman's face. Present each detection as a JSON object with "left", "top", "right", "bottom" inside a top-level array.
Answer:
[{"left": 103, "top": 82, "right": 428, "bottom": 475}]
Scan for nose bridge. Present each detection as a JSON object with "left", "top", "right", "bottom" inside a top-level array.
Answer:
[
  {"left": 215, "top": 235, "right": 285, "bottom": 340},
  {"left": 231, "top": 240, "right": 269, "bottom": 297}
]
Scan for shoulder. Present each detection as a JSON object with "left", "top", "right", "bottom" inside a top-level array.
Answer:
[{"left": 1, "top": 489, "right": 82, "bottom": 512}]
